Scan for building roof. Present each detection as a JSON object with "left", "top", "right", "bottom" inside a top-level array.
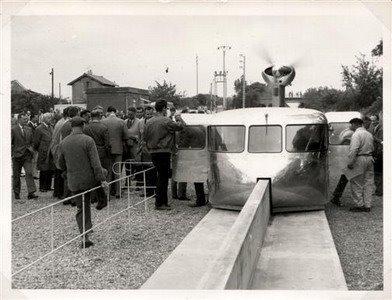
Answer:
[
  {"left": 67, "top": 73, "right": 117, "bottom": 86},
  {"left": 86, "top": 86, "right": 149, "bottom": 96},
  {"left": 11, "top": 80, "right": 27, "bottom": 93}
]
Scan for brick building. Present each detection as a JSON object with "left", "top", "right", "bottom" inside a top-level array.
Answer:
[
  {"left": 86, "top": 87, "right": 150, "bottom": 112},
  {"left": 68, "top": 71, "right": 117, "bottom": 104}
]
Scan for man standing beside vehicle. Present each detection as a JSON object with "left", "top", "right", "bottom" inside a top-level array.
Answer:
[
  {"left": 345, "top": 118, "right": 374, "bottom": 212},
  {"left": 143, "top": 100, "right": 185, "bottom": 210}
]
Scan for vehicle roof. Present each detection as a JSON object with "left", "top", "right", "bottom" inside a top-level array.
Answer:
[
  {"left": 206, "top": 107, "right": 327, "bottom": 126},
  {"left": 325, "top": 111, "right": 362, "bottom": 123},
  {"left": 181, "top": 113, "right": 213, "bottom": 125}
]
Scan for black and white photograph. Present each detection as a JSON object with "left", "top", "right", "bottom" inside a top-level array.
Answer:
[{"left": 1, "top": 1, "right": 391, "bottom": 299}]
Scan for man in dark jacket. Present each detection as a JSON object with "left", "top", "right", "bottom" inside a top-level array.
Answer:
[
  {"left": 11, "top": 113, "right": 38, "bottom": 199},
  {"left": 58, "top": 117, "right": 108, "bottom": 248},
  {"left": 83, "top": 109, "right": 110, "bottom": 209},
  {"left": 101, "top": 106, "right": 129, "bottom": 198},
  {"left": 33, "top": 113, "right": 54, "bottom": 192},
  {"left": 143, "top": 100, "right": 185, "bottom": 210}
]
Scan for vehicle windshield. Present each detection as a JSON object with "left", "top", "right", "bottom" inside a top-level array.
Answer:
[
  {"left": 176, "top": 125, "right": 206, "bottom": 149},
  {"left": 329, "top": 122, "right": 352, "bottom": 145},
  {"left": 248, "top": 125, "right": 282, "bottom": 153},
  {"left": 286, "top": 124, "right": 328, "bottom": 152},
  {"left": 208, "top": 125, "right": 245, "bottom": 153}
]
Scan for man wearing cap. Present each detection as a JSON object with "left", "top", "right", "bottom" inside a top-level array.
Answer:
[
  {"left": 59, "top": 116, "right": 108, "bottom": 248},
  {"left": 101, "top": 106, "right": 129, "bottom": 198},
  {"left": 143, "top": 100, "right": 185, "bottom": 210},
  {"left": 344, "top": 118, "right": 374, "bottom": 212}
]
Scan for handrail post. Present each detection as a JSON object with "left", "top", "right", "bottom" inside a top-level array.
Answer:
[
  {"left": 51, "top": 205, "right": 54, "bottom": 277},
  {"left": 143, "top": 171, "right": 147, "bottom": 212},
  {"left": 82, "top": 193, "right": 85, "bottom": 248},
  {"left": 127, "top": 172, "right": 131, "bottom": 230}
]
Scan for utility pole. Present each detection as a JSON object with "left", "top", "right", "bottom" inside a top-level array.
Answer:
[
  {"left": 50, "top": 68, "right": 54, "bottom": 100},
  {"left": 196, "top": 54, "right": 199, "bottom": 96},
  {"left": 59, "top": 82, "right": 61, "bottom": 99},
  {"left": 217, "top": 45, "right": 231, "bottom": 110},
  {"left": 214, "top": 71, "right": 225, "bottom": 111},
  {"left": 209, "top": 82, "right": 213, "bottom": 112},
  {"left": 239, "top": 54, "right": 246, "bottom": 108}
]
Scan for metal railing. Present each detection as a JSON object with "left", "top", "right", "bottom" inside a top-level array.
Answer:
[{"left": 11, "top": 165, "right": 156, "bottom": 278}]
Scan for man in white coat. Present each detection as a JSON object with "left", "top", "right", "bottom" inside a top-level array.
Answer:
[{"left": 344, "top": 118, "right": 374, "bottom": 212}]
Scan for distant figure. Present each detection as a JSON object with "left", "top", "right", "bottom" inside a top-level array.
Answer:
[
  {"left": 33, "top": 113, "right": 55, "bottom": 192},
  {"left": 11, "top": 113, "right": 37, "bottom": 199},
  {"left": 143, "top": 100, "right": 185, "bottom": 210},
  {"left": 344, "top": 118, "right": 374, "bottom": 212},
  {"left": 59, "top": 117, "right": 108, "bottom": 248},
  {"left": 101, "top": 106, "right": 128, "bottom": 198}
]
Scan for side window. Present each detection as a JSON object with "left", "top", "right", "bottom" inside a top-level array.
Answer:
[
  {"left": 329, "top": 122, "right": 352, "bottom": 145},
  {"left": 286, "top": 124, "right": 328, "bottom": 152},
  {"left": 208, "top": 125, "right": 245, "bottom": 153},
  {"left": 176, "top": 126, "right": 206, "bottom": 149},
  {"left": 248, "top": 125, "right": 282, "bottom": 153}
]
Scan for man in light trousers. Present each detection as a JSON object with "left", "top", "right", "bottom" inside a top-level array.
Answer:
[{"left": 344, "top": 118, "right": 375, "bottom": 212}]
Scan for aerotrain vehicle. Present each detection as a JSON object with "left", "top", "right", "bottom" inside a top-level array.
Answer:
[
  {"left": 325, "top": 111, "right": 363, "bottom": 184},
  {"left": 173, "top": 107, "right": 329, "bottom": 212}
]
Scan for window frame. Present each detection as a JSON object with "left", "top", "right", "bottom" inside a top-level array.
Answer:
[
  {"left": 208, "top": 125, "right": 246, "bottom": 153},
  {"left": 285, "top": 123, "right": 328, "bottom": 153},
  {"left": 248, "top": 125, "right": 283, "bottom": 153},
  {"left": 175, "top": 125, "right": 206, "bottom": 150}
]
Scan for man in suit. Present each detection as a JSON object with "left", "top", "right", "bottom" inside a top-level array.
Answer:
[
  {"left": 83, "top": 109, "right": 110, "bottom": 210},
  {"left": 49, "top": 107, "right": 69, "bottom": 199},
  {"left": 58, "top": 117, "right": 108, "bottom": 248},
  {"left": 11, "top": 113, "right": 38, "bottom": 199},
  {"left": 101, "top": 106, "right": 128, "bottom": 198},
  {"left": 33, "top": 113, "right": 55, "bottom": 192}
]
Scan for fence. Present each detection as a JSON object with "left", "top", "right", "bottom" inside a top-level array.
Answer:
[{"left": 11, "top": 162, "right": 156, "bottom": 278}]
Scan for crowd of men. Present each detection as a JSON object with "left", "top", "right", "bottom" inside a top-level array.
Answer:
[
  {"left": 330, "top": 112, "right": 383, "bottom": 212},
  {"left": 11, "top": 100, "right": 207, "bottom": 248}
]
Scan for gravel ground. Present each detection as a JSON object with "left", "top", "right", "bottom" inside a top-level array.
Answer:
[
  {"left": 325, "top": 178, "right": 383, "bottom": 290},
  {"left": 11, "top": 179, "right": 210, "bottom": 289}
]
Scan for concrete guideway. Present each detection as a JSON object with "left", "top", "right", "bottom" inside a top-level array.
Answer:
[
  {"left": 142, "top": 180, "right": 347, "bottom": 290},
  {"left": 250, "top": 211, "right": 347, "bottom": 290}
]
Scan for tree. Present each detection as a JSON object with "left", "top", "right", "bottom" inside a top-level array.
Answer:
[
  {"left": 148, "top": 80, "right": 182, "bottom": 107},
  {"left": 11, "top": 90, "right": 61, "bottom": 114},
  {"left": 232, "top": 77, "right": 270, "bottom": 108},
  {"left": 341, "top": 53, "right": 382, "bottom": 108},
  {"left": 371, "top": 40, "right": 383, "bottom": 57}
]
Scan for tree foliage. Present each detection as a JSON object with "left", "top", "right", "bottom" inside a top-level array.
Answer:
[
  {"left": 232, "top": 77, "right": 270, "bottom": 109},
  {"left": 11, "top": 90, "right": 61, "bottom": 115},
  {"left": 303, "top": 41, "right": 382, "bottom": 114},
  {"left": 148, "top": 80, "right": 183, "bottom": 107}
]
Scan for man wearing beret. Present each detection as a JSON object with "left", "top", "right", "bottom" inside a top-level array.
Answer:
[{"left": 59, "top": 116, "right": 108, "bottom": 248}]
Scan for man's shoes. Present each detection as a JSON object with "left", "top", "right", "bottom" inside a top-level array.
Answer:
[
  {"left": 79, "top": 240, "right": 94, "bottom": 248},
  {"left": 155, "top": 205, "right": 172, "bottom": 211},
  {"left": 96, "top": 200, "right": 108, "bottom": 210},
  {"left": 27, "top": 193, "right": 38, "bottom": 199},
  {"left": 14, "top": 193, "right": 20, "bottom": 200},
  {"left": 349, "top": 206, "right": 371, "bottom": 212},
  {"left": 330, "top": 197, "right": 342, "bottom": 207},
  {"left": 188, "top": 203, "right": 205, "bottom": 208}
]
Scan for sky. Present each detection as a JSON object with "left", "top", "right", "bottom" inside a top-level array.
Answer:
[{"left": 11, "top": 14, "right": 383, "bottom": 99}]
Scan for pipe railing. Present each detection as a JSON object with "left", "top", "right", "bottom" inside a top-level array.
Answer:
[{"left": 11, "top": 165, "right": 156, "bottom": 278}]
